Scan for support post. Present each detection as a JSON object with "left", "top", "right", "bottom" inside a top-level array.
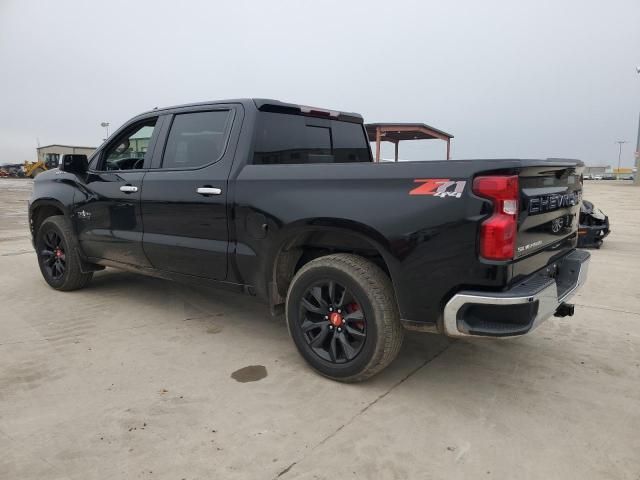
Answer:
[
  {"left": 394, "top": 141, "right": 399, "bottom": 162},
  {"left": 446, "top": 139, "right": 451, "bottom": 160},
  {"left": 635, "top": 112, "right": 640, "bottom": 186},
  {"left": 375, "top": 128, "right": 381, "bottom": 162}
]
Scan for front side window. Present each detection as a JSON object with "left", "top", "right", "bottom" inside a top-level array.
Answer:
[
  {"left": 253, "top": 112, "right": 371, "bottom": 165},
  {"left": 162, "top": 110, "right": 233, "bottom": 169},
  {"left": 102, "top": 120, "right": 156, "bottom": 171}
]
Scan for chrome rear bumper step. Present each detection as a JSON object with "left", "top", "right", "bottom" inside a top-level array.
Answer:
[{"left": 443, "top": 249, "right": 590, "bottom": 338}]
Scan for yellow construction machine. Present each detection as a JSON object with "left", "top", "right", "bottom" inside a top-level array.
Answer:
[
  {"left": 23, "top": 160, "right": 48, "bottom": 178},
  {"left": 24, "top": 153, "right": 62, "bottom": 177}
]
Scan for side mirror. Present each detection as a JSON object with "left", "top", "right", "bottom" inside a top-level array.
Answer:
[{"left": 60, "top": 154, "right": 88, "bottom": 175}]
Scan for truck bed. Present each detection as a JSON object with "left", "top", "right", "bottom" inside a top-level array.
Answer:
[{"left": 233, "top": 157, "right": 583, "bottom": 329}]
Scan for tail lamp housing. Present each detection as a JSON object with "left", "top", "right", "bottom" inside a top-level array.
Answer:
[{"left": 473, "top": 175, "right": 519, "bottom": 261}]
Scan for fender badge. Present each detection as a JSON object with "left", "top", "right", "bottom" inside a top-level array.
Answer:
[{"left": 410, "top": 179, "right": 466, "bottom": 198}]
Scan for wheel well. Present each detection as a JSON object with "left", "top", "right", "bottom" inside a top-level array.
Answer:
[
  {"left": 271, "top": 230, "right": 391, "bottom": 306},
  {"left": 31, "top": 204, "right": 64, "bottom": 239}
]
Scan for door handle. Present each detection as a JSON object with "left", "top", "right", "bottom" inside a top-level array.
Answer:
[
  {"left": 120, "top": 185, "right": 138, "bottom": 193},
  {"left": 196, "top": 187, "right": 222, "bottom": 195}
]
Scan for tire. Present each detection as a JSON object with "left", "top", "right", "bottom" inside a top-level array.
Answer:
[
  {"left": 35, "top": 216, "right": 93, "bottom": 291},
  {"left": 286, "top": 253, "right": 403, "bottom": 382}
]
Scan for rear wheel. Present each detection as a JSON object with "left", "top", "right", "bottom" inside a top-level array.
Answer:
[
  {"left": 36, "top": 216, "right": 93, "bottom": 291},
  {"left": 286, "top": 254, "right": 403, "bottom": 382}
]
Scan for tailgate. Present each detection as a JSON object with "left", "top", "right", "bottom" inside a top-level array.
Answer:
[{"left": 515, "top": 163, "right": 583, "bottom": 261}]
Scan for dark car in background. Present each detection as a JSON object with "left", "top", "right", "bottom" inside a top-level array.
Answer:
[{"left": 578, "top": 200, "right": 610, "bottom": 248}]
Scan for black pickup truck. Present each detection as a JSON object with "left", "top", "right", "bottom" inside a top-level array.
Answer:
[{"left": 29, "top": 99, "right": 589, "bottom": 381}]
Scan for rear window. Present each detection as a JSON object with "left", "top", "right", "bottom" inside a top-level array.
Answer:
[
  {"left": 253, "top": 112, "right": 371, "bottom": 165},
  {"left": 162, "top": 110, "right": 233, "bottom": 169}
]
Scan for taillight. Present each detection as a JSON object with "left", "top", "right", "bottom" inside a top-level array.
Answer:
[{"left": 473, "top": 175, "right": 519, "bottom": 261}]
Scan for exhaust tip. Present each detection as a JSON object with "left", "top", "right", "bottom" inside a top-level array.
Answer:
[{"left": 554, "top": 303, "right": 575, "bottom": 318}]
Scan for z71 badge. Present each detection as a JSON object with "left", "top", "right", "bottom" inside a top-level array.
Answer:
[
  {"left": 410, "top": 179, "right": 466, "bottom": 198},
  {"left": 76, "top": 209, "right": 92, "bottom": 220}
]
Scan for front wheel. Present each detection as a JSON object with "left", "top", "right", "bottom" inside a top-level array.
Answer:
[
  {"left": 286, "top": 254, "right": 403, "bottom": 382},
  {"left": 36, "top": 216, "right": 93, "bottom": 291}
]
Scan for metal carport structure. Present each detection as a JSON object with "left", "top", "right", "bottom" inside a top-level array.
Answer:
[{"left": 365, "top": 123, "right": 454, "bottom": 162}]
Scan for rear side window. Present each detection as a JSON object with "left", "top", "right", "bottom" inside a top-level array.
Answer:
[
  {"left": 162, "top": 110, "right": 233, "bottom": 169},
  {"left": 253, "top": 112, "right": 371, "bottom": 165}
]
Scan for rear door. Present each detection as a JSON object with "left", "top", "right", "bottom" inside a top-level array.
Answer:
[
  {"left": 140, "top": 106, "right": 240, "bottom": 279},
  {"left": 73, "top": 116, "right": 161, "bottom": 266}
]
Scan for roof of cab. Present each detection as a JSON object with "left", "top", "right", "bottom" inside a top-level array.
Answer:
[
  {"left": 135, "top": 98, "right": 255, "bottom": 117},
  {"left": 135, "top": 98, "right": 363, "bottom": 122}
]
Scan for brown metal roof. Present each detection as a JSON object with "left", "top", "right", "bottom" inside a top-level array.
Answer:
[
  {"left": 37, "top": 144, "right": 96, "bottom": 150},
  {"left": 365, "top": 123, "right": 453, "bottom": 142}
]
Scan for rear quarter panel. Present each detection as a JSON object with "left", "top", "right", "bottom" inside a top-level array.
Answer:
[{"left": 231, "top": 161, "right": 513, "bottom": 324}]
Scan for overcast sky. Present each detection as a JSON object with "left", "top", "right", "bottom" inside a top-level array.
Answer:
[{"left": 1, "top": 0, "right": 639, "bottom": 165}]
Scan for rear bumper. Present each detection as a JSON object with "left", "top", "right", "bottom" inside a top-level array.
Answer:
[{"left": 443, "top": 249, "right": 590, "bottom": 338}]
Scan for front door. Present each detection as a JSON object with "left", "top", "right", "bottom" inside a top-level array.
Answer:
[
  {"left": 73, "top": 117, "right": 161, "bottom": 266},
  {"left": 140, "top": 108, "right": 237, "bottom": 279}
]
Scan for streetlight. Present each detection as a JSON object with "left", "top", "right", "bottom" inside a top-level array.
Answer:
[
  {"left": 616, "top": 140, "right": 628, "bottom": 179},
  {"left": 100, "top": 122, "right": 110, "bottom": 141}
]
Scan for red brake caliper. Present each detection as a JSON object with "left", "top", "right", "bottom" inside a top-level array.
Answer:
[{"left": 347, "top": 303, "right": 365, "bottom": 330}]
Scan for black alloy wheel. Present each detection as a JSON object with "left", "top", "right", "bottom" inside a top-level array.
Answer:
[
  {"left": 286, "top": 254, "right": 404, "bottom": 382},
  {"left": 40, "top": 230, "right": 66, "bottom": 280},
  {"left": 35, "top": 216, "right": 93, "bottom": 291},
  {"left": 299, "top": 280, "right": 367, "bottom": 364}
]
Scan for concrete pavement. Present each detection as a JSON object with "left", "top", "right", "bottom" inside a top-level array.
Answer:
[{"left": 1, "top": 179, "right": 638, "bottom": 479}]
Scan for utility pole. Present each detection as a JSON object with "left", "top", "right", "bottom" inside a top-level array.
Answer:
[
  {"left": 635, "top": 67, "right": 640, "bottom": 185},
  {"left": 616, "top": 140, "right": 628, "bottom": 179},
  {"left": 636, "top": 112, "right": 640, "bottom": 183}
]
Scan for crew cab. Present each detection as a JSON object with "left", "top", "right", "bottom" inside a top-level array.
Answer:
[{"left": 29, "top": 99, "right": 589, "bottom": 381}]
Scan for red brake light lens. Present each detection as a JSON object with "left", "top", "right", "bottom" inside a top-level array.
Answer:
[
  {"left": 299, "top": 106, "right": 339, "bottom": 118},
  {"left": 473, "top": 175, "right": 519, "bottom": 261}
]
